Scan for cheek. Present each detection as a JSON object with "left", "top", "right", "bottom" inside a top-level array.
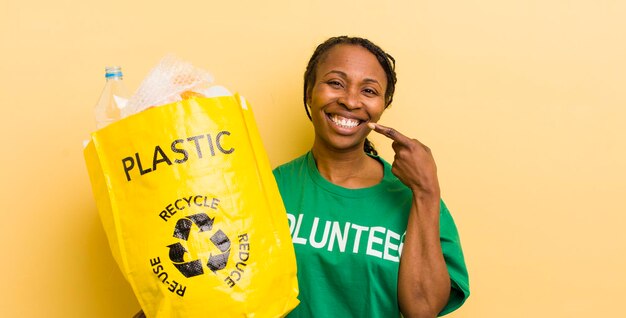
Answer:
[
  {"left": 309, "top": 106, "right": 328, "bottom": 127},
  {"left": 311, "top": 92, "right": 328, "bottom": 107},
  {"left": 368, "top": 103, "right": 386, "bottom": 121}
]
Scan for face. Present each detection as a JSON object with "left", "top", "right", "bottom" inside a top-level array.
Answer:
[{"left": 307, "top": 44, "right": 387, "bottom": 153}]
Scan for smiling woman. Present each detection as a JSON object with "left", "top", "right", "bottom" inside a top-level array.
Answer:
[
  {"left": 273, "top": 36, "right": 470, "bottom": 318},
  {"left": 307, "top": 44, "right": 386, "bottom": 157},
  {"left": 303, "top": 36, "right": 397, "bottom": 158}
]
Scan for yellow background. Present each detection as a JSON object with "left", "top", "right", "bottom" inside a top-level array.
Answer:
[{"left": 1, "top": 0, "right": 624, "bottom": 317}]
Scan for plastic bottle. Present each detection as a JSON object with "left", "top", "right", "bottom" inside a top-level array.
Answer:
[{"left": 95, "top": 66, "right": 131, "bottom": 129}]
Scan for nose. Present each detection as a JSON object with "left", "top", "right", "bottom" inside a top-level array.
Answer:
[{"left": 337, "top": 87, "right": 361, "bottom": 110}]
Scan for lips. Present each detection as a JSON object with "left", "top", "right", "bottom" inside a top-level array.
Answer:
[{"left": 327, "top": 113, "right": 363, "bottom": 129}]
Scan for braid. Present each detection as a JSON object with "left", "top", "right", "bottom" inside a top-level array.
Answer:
[{"left": 363, "top": 138, "right": 378, "bottom": 156}]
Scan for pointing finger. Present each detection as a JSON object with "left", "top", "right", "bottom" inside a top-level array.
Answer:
[{"left": 367, "top": 122, "right": 412, "bottom": 145}]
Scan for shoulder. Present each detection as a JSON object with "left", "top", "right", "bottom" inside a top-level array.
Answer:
[{"left": 272, "top": 152, "right": 310, "bottom": 186}]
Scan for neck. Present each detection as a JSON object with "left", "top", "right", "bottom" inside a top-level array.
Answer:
[{"left": 311, "top": 142, "right": 382, "bottom": 188}]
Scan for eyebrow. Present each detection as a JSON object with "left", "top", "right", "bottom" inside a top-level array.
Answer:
[{"left": 323, "top": 70, "right": 383, "bottom": 87}]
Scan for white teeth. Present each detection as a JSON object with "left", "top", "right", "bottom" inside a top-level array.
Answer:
[{"left": 331, "top": 114, "right": 359, "bottom": 128}]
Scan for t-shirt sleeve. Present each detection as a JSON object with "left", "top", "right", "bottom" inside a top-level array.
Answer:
[
  {"left": 272, "top": 167, "right": 281, "bottom": 185},
  {"left": 438, "top": 200, "right": 470, "bottom": 316},
  {"left": 272, "top": 166, "right": 286, "bottom": 195}
]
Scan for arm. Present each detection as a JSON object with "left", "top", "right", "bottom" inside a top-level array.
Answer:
[
  {"left": 398, "top": 192, "right": 451, "bottom": 317},
  {"left": 369, "top": 123, "right": 451, "bottom": 318}
]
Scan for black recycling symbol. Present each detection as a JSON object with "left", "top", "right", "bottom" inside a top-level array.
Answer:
[{"left": 167, "top": 213, "right": 231, "bottom": 278}]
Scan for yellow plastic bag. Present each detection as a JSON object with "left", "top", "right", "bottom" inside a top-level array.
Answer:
[{"left": 84, "top": 95, "right": 299, "bottom": 317}]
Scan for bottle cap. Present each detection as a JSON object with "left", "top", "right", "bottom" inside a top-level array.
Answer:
[{"left": 105, "top": 66, "right": 123, "bottom": 78}]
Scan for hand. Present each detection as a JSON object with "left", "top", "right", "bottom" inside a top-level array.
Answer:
[{"left": 368, "top": 123, "right": 440, "bottom": 198}]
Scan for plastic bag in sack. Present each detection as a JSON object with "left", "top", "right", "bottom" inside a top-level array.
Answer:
[
  {"left": 121, "top": 54, "right": 226, "bottom": 119},
  {"left": 84, "top": 95, "right": 299, "bottom": 317}
]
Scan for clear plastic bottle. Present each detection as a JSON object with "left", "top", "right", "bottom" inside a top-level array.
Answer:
[{"left": 95, "top": 66, "right": 131, "bottom": 129}]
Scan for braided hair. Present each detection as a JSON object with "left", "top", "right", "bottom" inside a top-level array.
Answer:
[{"left": 303, "top": 36, "right": 397, "bottom": 156}]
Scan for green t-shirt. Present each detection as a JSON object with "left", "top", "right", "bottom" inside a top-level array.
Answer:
[{"left": 273, "top": 152, "right": 470, "bottom": 317}]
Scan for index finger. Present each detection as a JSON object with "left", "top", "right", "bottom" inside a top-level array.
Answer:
[{"left": 367, "top": 122, "right": 411, "bottom": 145}]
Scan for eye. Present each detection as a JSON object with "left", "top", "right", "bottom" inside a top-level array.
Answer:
[
  {"left": 327, "top": 80, "right": 343, "bottom": 88},
  {"left": 363, "top": 88, "right": 379, "bottom": 96}
]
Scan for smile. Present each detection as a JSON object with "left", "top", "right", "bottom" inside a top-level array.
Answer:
[{"left": 327, "top": 114, "right": 362, "bottom": 129}]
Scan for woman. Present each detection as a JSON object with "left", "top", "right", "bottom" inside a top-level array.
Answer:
[{"left": 272, "top": 36, "right": 470, "bottom": 317}]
